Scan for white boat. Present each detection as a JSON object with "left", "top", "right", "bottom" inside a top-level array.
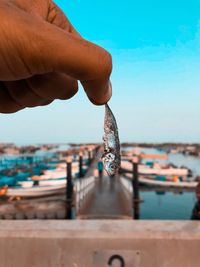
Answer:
[
  {"left": 124, "top": 174, "right": 198, "bottom": 189},
  {"left": 18, "top": 181, "right": 34, "bottom": 188},
  {"left": 39, "top": 179, "right": 66, "bottom": 186},
  {"left": 40, "top": 171, "right": 67, "bottom": 180},
  {"left": 41, "top": 163, "right": 87, "bottom": 180},
  {"left": 6, "top": 184, "right": 66, "bottom": 197},
  {"left": 121, "top": 160, "right": 188, "bottom": 176},
  {"left": 139, "top": 176, "right": 197, "bottom": 188},
  {"left": 19, "top": 179, "right": 66, "bottom": 188},
  {"left": 7, "top": 176, "right": 95, "bottom": 198}
]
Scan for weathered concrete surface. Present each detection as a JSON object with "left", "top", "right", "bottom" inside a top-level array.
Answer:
[{"left": 0, "top": 220, "right": 200, "bottom": 267}]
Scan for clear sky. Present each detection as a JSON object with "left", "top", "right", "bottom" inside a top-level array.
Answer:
[{"left": 0, "top": 0, "right": 200, "bottom": 144}]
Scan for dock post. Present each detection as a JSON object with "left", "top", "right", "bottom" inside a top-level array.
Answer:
[
  {"left": 66, "top": 156, "right": 73, "bottom": 219},
  {"left": 132, "top": 156, "right": 140, "bottom": 220},
  {"left": 79, "top": 152, "right": 83, "bottom": 178},
  {"left": 88, "top": 149, "right": 92, "bottom": 166},
  {"left": 95, "top": 145, "right": 99, "bottom": 155}
]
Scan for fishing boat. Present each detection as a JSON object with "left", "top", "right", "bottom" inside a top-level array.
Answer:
[
  {"left": 123, "top": 173, "right": 198, "bottom": 189},
  {"left": 6, "top": 184, "right": 66, "bottom": 198},
  {"left": 19, "top": 178, "right": 66, "bottom": 188},
  {"left": 7, "top": 175, "right": 95, "bottom": 198},
  {"left": 139, "top": 176, "right": 197, "bottom": 189},
  {"left": 121, "top": 160, "right": 189, "bottom": 176},
  {"left": 40, "top": 162, "right": 87, "bottom": 180},
  {"left": 0, "top": 176, "right": 17, "bottom": 187}
]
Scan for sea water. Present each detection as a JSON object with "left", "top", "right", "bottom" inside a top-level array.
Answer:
[
  {"left": 140, "top": 190, "right": 196, "bottom": 220},
  {"left": 127, "top": 147, "right": 200, "bottom": 219}
]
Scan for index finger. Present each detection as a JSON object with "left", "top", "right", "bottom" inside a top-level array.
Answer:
[
  {"left": 32, "top": 18, "right": 113, "bottom": 104},
  {"left": 47, "top": 2, "right": 112, "bottom": 104}
]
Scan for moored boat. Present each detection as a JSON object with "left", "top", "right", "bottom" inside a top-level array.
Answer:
[
  {"left": 19, "top": 178, "right": 66, "bottom": 188},
  {"left": 6, "top": 184, "right": 66, "bottom": 198},
  {"left": 123, "top": 173, "right": 198, "bottom": 189},
  {"left": 121, "top": 160, "right": 189, "bottom": 176}
]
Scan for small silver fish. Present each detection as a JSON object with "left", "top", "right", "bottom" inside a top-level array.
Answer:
[{"left": 102, "top": 103, "right": 121, "bottom": 177}]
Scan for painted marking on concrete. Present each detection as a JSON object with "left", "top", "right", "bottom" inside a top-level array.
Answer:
[{"left": 93, "top": 250, "right": 141, "bottom": 267}]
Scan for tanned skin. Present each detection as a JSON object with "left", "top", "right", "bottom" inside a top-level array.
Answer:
[{"left": 0, "top": 0, "right": 112, "bottom": 113}]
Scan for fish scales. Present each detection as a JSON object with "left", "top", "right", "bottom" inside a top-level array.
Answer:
[{"left": 102, "top": 104, "right": 121, "bottom": 177}]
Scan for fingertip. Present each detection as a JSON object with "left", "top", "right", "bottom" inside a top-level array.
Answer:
[{"left": 88, "top": 81, "right": 112, "bottom": 106}]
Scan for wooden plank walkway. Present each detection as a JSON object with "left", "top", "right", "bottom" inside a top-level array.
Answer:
[
  {"left": 78, "top": 175, "right": 132, "bottom": 219},
  {"left": 78, "top": 150, "right": 132, "bottom": 219}
]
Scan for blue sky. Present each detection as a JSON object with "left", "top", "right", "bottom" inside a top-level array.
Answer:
[{"left": 0, "top": 0, "right": 200, "bottom": 144}]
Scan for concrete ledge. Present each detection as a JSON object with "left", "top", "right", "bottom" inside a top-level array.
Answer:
[{"left": 0, "top": 221, "right": 200, "bottom": 266}]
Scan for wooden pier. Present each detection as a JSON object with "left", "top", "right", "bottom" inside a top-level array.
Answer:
[
  {"left": 78, "top": 175, "right": 132, "bottom": 219},
  {"left": 78, "top": 149, "right": 132, "bottom": 219}
]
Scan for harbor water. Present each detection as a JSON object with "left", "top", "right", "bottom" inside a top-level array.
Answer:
[
  {"left": 140, "top": 190, "right": 196, "bottom": 220},
  {"left": 123, "top": 147, "right": 200, "bottom": 220}
]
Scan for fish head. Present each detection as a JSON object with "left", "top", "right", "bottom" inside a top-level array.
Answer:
[{"left": 102, "top": 152, "right": 118, "bottom": 177}]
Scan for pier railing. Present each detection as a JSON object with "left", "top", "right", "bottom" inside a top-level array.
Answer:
[
  {"left": 120, "top": 175, "right": 133, "bottom": 195},
  {"left": 75, "top": 176, "right": 95, "bottom": 214},
  {"left": 65, "top": 146, "right": 98, "bottom": 219},
  {"left": 120, "top": 156, "right": 141, "bottom": 219}
]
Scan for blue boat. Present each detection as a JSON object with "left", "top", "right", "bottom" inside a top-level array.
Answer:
[
  {"left": 155, "top": 175, "right": 166, "bottom": 181},
  {"left": 0, "top": 176, "right": 17, "bottom": 187}
]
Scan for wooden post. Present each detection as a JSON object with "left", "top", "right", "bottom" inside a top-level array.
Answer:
[
  {"left": 95, "top": 145, "right": 100, "bottom": 154},
  {"left": 132, "top": 156, "right": 140, "bottom": 220},
  {"left": 88, "top": 149, "right": 92, "bottom": 166},
  {"left": 29, "top": 156, "right": 33, "bottom": 178},
  {"left": 79, "top": 152, "right": 83, "bottom": 178},
  {"left": 66, "top": 156, "right": 73, "bottom": 219}
]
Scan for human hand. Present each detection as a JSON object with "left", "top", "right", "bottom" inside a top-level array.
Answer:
[{"left": 0, "top": 0, "right": 112, "bottom": 113}]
